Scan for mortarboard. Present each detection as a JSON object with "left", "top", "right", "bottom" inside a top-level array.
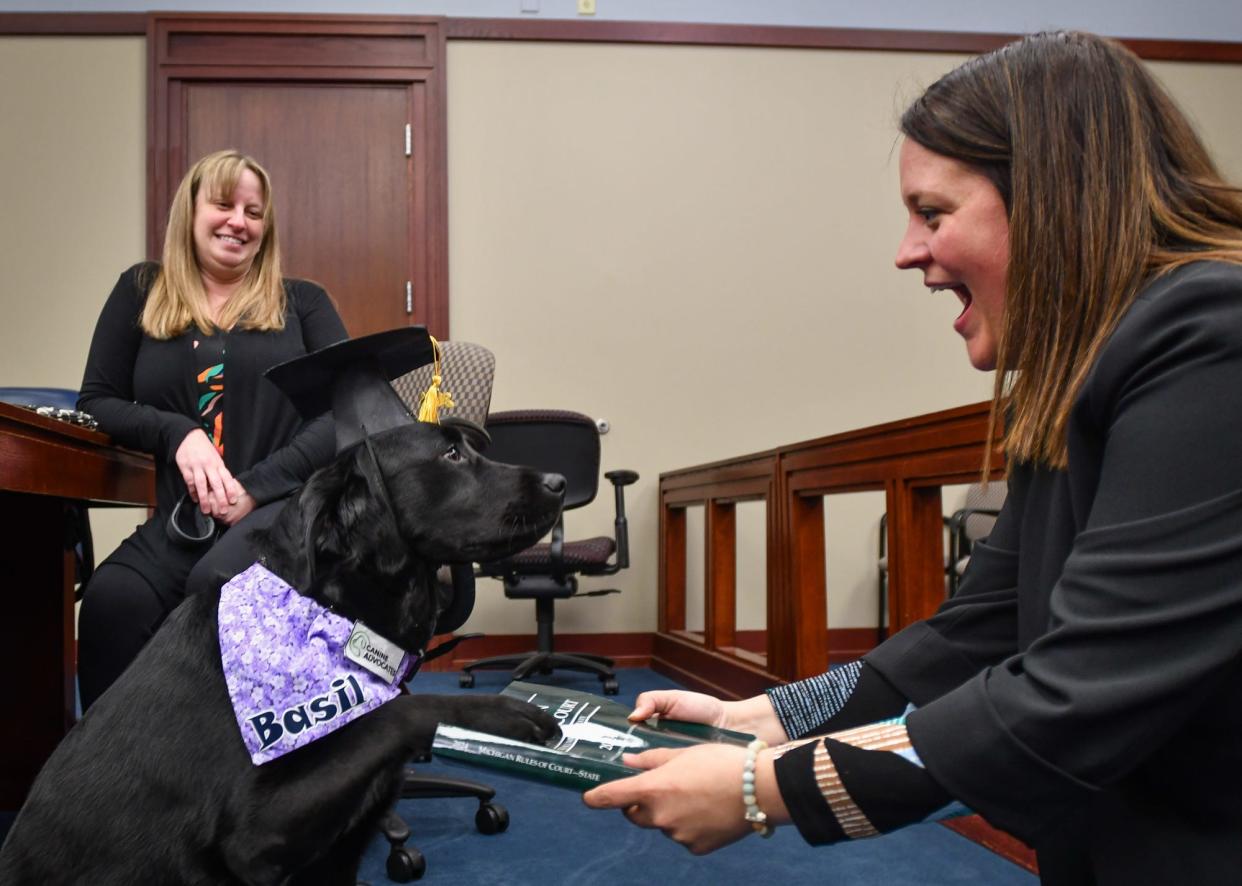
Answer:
[
  {"left": 262, "top": 325, "right": 478, "bottom": 637},
  {"left": 264, "top": 326, "right": 437, "bottom": 453}
]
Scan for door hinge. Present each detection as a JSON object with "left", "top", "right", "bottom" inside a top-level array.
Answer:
[
  {"left": 405, "top": 281, "right": 413, "bottom": 314},
  {"left": 404, "top": 123, "right": 412, "bottom": 157}
]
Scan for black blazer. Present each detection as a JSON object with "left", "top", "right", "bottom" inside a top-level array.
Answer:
[
  {"left": 868, "top": 261, "right": 1242, "bottom": 884},
  {"left": 77, "top": 263, "right": 348, "bottom": 600},
  {"left": 79, "top": 262, "right": 348, "bottom": 513}
]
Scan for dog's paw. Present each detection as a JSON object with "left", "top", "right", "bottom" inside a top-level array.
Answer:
[{"left": 445, "top": 696, "right": 561, "bottom": 744}]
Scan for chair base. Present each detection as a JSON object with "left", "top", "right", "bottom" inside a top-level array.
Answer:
[
  {"left": 460, "top": 650, "right": 619, "bottom": 694},
  {"left": 379, "top": 771, "right": 510, "bottom": 882},
  {"left": 458, "top": 592, "right": 620, "bottom": 694}
]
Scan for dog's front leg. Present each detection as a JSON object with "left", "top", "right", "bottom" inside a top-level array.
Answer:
[
  {"left": 222, "top": 696, "right": 428, "bottom": 886},
  {"left": 221, "top": 694, "right": 557, "bottom": 885}
]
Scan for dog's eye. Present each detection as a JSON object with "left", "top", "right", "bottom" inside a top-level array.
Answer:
[{"left": 443, "top": 445, "right": 463, "bottom": 463}]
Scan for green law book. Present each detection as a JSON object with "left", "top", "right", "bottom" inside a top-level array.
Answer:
[{"left": 431, "top": 680, "right": 754, "bottom": 791}]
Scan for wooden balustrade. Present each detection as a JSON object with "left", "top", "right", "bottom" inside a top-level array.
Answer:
[{"left": 654, "top": 401, "right": 1003, "bottom": 698}]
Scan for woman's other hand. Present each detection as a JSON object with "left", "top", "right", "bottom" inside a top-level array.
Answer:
[
  {"left": 630, "top": 690, "right": 789, "bottom": 745},
  {"left": 628, "top": 690, "right": 728, "bottom": 727},
  {"left": 175, "top": 428, "right": 241, "bottom": 517},
  {"left": 216, "top": 489, "right": 255, "bottom": 527},
  {"left": 582, "top": 743, "right": 786, "bottom": 854}
]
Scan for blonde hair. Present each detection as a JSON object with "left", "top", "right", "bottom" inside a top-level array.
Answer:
[
  {"left": 901, "top": 32, "right": 1242, "bottom": 470},
  {"left": 141, "top": 150, "right": 286, "bottom": 338}
]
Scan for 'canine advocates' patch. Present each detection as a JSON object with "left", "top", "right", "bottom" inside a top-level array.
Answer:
[{"left": 218, "top": 563, "right": 412, "bottom": 765}]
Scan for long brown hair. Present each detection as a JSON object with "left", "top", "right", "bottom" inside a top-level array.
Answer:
[
  {"left": 141, "top": 149, "right": 285, "bottom": 338},
  {"left": 901, "top": 31, "right": 1242, "bottom": 469}
]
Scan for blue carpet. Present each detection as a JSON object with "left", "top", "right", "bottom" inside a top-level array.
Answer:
[
  {"left": 1, "top": 668, "right": 1036, "bottom": 884},
  {"left": 363, "top": 667, "right": 1038, "bottom": 886}
]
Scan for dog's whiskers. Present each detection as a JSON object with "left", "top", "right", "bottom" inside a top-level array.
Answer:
[{"left": 502, "top": 512, "right": 534, "bottom": 545}]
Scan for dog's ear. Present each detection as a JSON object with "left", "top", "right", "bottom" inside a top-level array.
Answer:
[
  {"left": 305, "top": 448, "right": 410, "bottom": 596},
  {"left": 441, "top": 416, "right": 491, "bottom": 451}
]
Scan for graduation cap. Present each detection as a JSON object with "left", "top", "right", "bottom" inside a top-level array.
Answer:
[
  {"left": 264, "top": 326, "right": 438, "bottom": 453},
  {"left": 262, "top": 325, "right": 478, "bottom": 636}
]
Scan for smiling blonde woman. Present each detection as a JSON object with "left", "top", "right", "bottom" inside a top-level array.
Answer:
[{"left": 76, "top": 149, "right": 348, "bottom": 712}]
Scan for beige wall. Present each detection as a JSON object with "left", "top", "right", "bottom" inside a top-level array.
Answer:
[
  {"left": 5, "top": 35, "right": 1242, "bottom": 637},
  {"left": 0, "top": 37, "right": 149, "bottom": 557},
  {"left": 445, "top": 42, "right": 1242, "bottom": 634},
  {"left": 446, "top": 43, "right": 983, "bottom": 634}
]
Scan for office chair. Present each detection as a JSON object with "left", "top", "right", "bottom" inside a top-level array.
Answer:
[
  {"left": 380, "top": 341, "right": 509, "bottom": 884},
  {"left": 946, "top": 481, "right": 1006, "bottom": 596},
  {"left": 0, "top": 386, "right": 95, "bottom": 592},
  {"left": 459, "top": 409, "right": 638, "bottom": 696}
]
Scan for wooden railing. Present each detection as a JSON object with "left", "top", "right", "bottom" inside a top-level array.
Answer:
[{"left": 654, "top": 401, "right": 1003, "bottom": 699}]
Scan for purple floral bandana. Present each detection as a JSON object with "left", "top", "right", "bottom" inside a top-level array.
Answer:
[{"left": 218, "top": 563, "right": 414, "bottom": 765}]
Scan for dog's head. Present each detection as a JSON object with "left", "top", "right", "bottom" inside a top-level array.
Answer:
[{"left": 256, "top": 421, "right": 564, "bottom": 653}]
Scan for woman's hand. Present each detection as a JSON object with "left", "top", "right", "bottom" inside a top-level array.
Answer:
[
  {"left": 216, "top": 489, "right": 255, "bottom": 527},
  {"left": 630, "top": 690, "right": 790, "bottom": 745},
  {"left": 628, "top": 690, "right": 728, "bottom": 727},
  {"left": 175, "top": 429, "right": 241, "bottom": 518},
  {"left": 582, "top": 743, "right": 785, "bottom": 855}
]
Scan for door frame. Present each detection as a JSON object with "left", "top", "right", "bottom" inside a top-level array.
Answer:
[{"left": 147, "top": 13, "right": 449, "bottom": 337}]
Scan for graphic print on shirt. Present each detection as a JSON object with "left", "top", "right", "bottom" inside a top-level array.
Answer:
[{"left": 193, "top": 335, "right": 226, "bottom": 455}]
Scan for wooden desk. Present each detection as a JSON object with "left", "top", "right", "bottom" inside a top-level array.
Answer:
[{"left": 0, "top": 401, "right": 154, "bottom": 808}]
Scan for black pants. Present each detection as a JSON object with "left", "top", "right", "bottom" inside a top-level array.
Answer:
[{"left": 77, "top": 499, "right": 284, "bottom": 712}]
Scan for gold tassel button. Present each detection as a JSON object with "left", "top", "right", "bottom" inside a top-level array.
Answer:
[{"left": 417, "top": 336, "right": 455, "bottom": 423}]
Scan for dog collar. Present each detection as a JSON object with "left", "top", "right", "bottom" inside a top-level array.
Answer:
[{"left": 218, "top": 563, "right": 418, "bottom": 765}]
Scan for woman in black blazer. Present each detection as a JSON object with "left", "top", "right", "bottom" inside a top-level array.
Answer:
[{"left": 585, "top": 32, "right": 1242, "bottom": 885}]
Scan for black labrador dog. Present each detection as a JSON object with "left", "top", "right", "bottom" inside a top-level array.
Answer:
[{"left": 0, "top": 420, "right": 564, "bottom": 885}]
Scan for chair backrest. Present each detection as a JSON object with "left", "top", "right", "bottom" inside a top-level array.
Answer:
[
  {"left": 391, "top": 340, "right": 496, "bottom": 427},
  {"left": 962, "top": 481, "right": 1006, "bottom": 542},
  {"left": 0, "top": 386, "right": 80, "bottom": 410},
  {"left": 483, "top": 410, "right": 601, "bottom": 511}
]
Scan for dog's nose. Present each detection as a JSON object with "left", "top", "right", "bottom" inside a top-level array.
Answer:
[{"left": 543, "top": 473, "right": 566, "bottom": 494}]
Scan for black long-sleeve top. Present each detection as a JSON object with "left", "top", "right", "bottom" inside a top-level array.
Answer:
[
  {"left": 79, "top": 262, "right": 348, "bottom": 518},
  {"left": 773, "top": 261, "right": 1242, "bottom": 884}
]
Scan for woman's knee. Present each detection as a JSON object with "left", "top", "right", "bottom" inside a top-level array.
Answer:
[
  {"left": 186, "top": 498, "right": 284, "bottom": 596},
  {"left": 79, "top": 563, "right": 168, "bottom": 637}
]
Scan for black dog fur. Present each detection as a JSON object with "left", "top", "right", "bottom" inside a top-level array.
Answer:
[{"left": 0, "top": 421, "right": 565, "bottom": 885}]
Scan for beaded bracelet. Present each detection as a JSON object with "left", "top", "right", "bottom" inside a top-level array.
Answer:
[{"left": 742, "top": 738, "right": 774, "bottom": 838}]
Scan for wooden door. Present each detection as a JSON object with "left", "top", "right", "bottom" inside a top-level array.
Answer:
[
  {"left": 149, "top": 15, "right": 448, "bottom": 338},
  {"left": 184, "top": 82, "right": 413, "bottom": 336}
]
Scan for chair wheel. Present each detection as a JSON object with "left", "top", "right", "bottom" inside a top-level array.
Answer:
[
  {"left": 385, "top": 846, "right": 426, "bottom": 882},
  {"left": 602, "top": 678, "right": 619, "bottom": 695},
  {"left": 475, "top": 801, "right": 509, "bottom": 835},
  {"left": 459, "top": 672, "right": 475, "bottom": 688}
]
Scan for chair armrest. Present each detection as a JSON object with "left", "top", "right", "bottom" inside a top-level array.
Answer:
[
  {"left": 947, "top": 507, "right": 1002, "bottom": 536},
  {"left": 606, "top": 469, "right": 639, "bottom": 571},
  {"left": 946, "top": 507, "right": 1002, "bottom": 567},
  {"left": 605, "top": 469, "right": 638, "bottom": 486},
  {"left": 548, "top": 516, "right": 566, "bottom": 576}
]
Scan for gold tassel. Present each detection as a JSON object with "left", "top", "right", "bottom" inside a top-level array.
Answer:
[{"left": 417, "top": 335, "right": 454, "bottom": 423}]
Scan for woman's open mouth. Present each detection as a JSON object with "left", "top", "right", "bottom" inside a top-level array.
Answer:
[{"left": 931, "top": 283, "right": 973, "bottom": 331}]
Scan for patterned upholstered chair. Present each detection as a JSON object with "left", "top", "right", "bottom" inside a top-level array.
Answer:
[
  {"left": 875, "top": 482, "right": 1006, "bottom": 640},
  {"left": 946, "top": 481, "right": 1007, "bottom": 596},
  {"left": 391, "top": 339, "right": 496, "bottom": 428},
  {"left": 458, "top": 409, "right": 638, "bottom": 696},
  {"left": 383, "top": 340, "right": 508, "bottom": 883}
]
